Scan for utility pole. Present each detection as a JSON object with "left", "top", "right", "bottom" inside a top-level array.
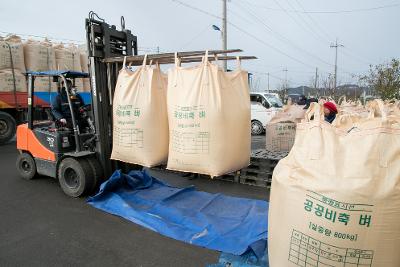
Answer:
[
  {"left": 330, "top": 38, "right": 344, "bottom": 95},
  {"left": 267, "top": 72, "right": 270, "bottom": 92},
  {"left": 314, "top": 67, "right": 318, "bottom": 96},
  {"left": 222, "top": 0, "right": 227, "bottom": 71},
  {"left": 283, "top": 68, "right": 288, "bottom": 94}
]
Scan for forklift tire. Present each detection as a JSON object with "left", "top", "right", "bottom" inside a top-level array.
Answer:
[
  {"left": 58, "top": 157, "right": 94, "bottom": 197},
  {"left": 16, "top": 152, "right": 37, "bottom": 180},
  {"left": 0, "top": 111, "right": 16, "bottom": 144},
  {"left": 83, "top": 157, "right": 104, "bottom": 195}
]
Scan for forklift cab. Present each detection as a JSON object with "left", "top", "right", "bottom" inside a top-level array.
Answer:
[{"left": 16, "top": 71, "right": 103, "bottom": 197}]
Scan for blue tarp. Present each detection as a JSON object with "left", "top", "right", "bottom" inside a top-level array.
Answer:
[
  {"left": 88, "top": 170, "right": 268, "bottom": 256},
  {"left": 209, "top": 240, "right": 268, "bottom": 267}
]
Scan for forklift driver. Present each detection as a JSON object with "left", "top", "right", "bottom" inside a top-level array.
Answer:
[{"left": 51, "top": 79, "right": 85, "bottom": 129}]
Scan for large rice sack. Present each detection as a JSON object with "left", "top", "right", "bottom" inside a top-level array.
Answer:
[
  {"left": 67, "top": 44, "right": 82, "bottom": 72},
  {"left": 54, "top": 44, "right": 84, "bottom": 91},
  {"left": 0, "top": 70, "right": 27, "bottom": 92},
  {"left": 0, "top": 35, "right": 25, "bottom": 72},
  {"left": 34, "top": 76, "right": 57, "bottom": 92},
  {"left": 23, "top": 39, "right": 56, "bottom": 71},
  {"left": 111, "top": 55, "right": 169, "bottom": 167},
  {"left": 54, "top": 43, "right": 81, "bottom": 71},
  {"left": 166, "top": 52, "right": 250, "bottom": 176},
  {"left": 268, "top": 101, "right": 400, "bottom": 267},
  {"left": 265, "top": 104, "right": 305, "bottom": 152},
  {"left": 338, "top": 95, "right": 368, "bottom": 117}
]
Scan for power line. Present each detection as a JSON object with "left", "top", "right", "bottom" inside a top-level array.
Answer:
[
  {"left": 244, "top": 1, "right": 378, "bottom": 67},
  {"left": 291, "top": 0, "right": 333, "bottom": 43},
  {"left": 171, "top": 0, "right": 220, "bottom": 19},
  {"left": 242, "top": 2, "right": 400, "bottom": 14},
  {"left": 233, "top": 1, "right": 334, "bottom": 68},
  {"left": 267, "top": 0, "right": 331, "bottom": 46},
  {"left": 249, "top": 70, "right": 285, "bottom": 81},
  {"left": 171, "top": 0, "right": 316, "bottom": 69},
  {"left": 283, "top": 0, "right": 331, "bottom": 44},
  {"left": 0, "top": 30, "right": 84, "bottom": 44},
  {"left": 179, "top": 24, "right": 212, "bottom": 49},
  {"left": 171, "top": 0, "right": 362, "bottom": 80},
  {"left": 228, "top": 7, "right": 254, "bottom": 25},
  {"left": 282, "top": 1, "right": 379, "bottom": 67}
]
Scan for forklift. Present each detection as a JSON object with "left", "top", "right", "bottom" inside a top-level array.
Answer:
[
  {"left": 15, "top": 71, "right": 103, "bottom": 197},
  {"left": 15, "top": 13, "right": 138, "bottom": 197}
]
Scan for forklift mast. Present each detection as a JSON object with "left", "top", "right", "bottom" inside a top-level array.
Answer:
[{"left": 85, "top": 12, "right": 138, "bottom": 177}]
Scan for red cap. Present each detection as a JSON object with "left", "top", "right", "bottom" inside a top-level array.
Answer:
[{"left": 323, "top": 102, "right": 338, "bottom": 114}]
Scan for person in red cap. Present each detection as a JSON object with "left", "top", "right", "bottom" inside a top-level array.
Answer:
[{"left": 323, "top": 102, "right": 338, "bottom": 123}]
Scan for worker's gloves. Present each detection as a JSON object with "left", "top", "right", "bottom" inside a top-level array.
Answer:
[{"left": 59, "top": 118, "right": 67, "bottom": 125}]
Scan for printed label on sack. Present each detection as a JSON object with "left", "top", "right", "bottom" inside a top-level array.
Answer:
[
  {"left": 172, "top": 105, "right": 210, "bottom": 155},
  {"left": 114, "top": 127, "right": 143, "bottom": 148},
  {"left": 304, "top": 191, "right": 373, "bottom": 230},
  {"left": 287, "top": 190, "right": 375, "bottom": 266},
  {"left": 289, "top": 230, "right": 373, "bottom": 267},
  {"left": 171, "top": 130, "right": 209, "bottom": 155},
  {"left": 173, "top": 105, "right": 206, "bottom": 126},
  {"left": 114, "top": 105, "right": 143, "bottom": 148}
]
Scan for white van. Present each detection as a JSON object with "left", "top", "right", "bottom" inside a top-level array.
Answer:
[{"left": 250, "top": 92, "right": 283, "bottom": 135}]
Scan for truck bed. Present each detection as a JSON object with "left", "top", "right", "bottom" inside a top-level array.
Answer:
[{"left": 0, "top": 92, "right": 92, "bottom": 109}]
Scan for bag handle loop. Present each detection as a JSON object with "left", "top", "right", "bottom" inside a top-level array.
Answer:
[
  {"left": 367, "top": 99, "right": 387, "bottom": 121},
  {"left": 123, "top": 56, "right": 127, "bottom": 69},
  {"left": 142, "top": 54, "right": 148, "bottom": 67},
  {"left": 236, "top": 56, "right": 241, "bottom": 69},
  {"left": 214, "top": 54, "right": 219, "bottom": 64},
  {"left": 304, "top": 102, "right": 324, "bottom": 123},
  {"left": 174, "top": 52, "right": 181, "bottom": 67},
  {"left": 337, "top": 95, "right": 346, "bottom": 106},
  {"left": 202, "top": 50, "right": 209, "bottom": 64}
]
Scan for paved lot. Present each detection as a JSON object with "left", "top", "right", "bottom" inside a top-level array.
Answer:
[{"left": 0, "top": 135, "right": 268, "bottom": 267}]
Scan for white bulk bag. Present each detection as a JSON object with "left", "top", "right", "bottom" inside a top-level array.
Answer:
[
  {"left": 167, "top": 52, "right": 250, "bottom": 176},
  {"left": 268, "top": 101, "right": 400, "bottom": 267},
  {"left": 111, "top": 55, "right": 169, "bottom": 167}
]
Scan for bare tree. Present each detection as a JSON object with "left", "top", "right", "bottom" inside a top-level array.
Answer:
[{"left": 360, "top": 58, "right": 400, "bottom": 100}]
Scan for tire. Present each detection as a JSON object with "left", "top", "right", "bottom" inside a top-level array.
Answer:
[
  {"left": 83, "top": 157, "right": 104, "bottom": 195},
  {"left": 251, "top": 120, "right": 264, "bottom": 135},
  {"left": 16, "top": 152, "right": 37, "bottom": 180},
  {"left": 0, "top": 111, "right": 16, "bottom": 144},
  {"left": 57, "top": 157, "right": 94, "bottom": 197}
]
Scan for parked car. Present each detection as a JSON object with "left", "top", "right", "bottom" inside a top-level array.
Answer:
[{"left": 250, "top": 92, "right": 283, "bottom": 135}]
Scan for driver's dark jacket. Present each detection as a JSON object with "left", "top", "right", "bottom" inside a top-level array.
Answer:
[{"left": 51, "top": 88, "right": 84, "bottom": 121}]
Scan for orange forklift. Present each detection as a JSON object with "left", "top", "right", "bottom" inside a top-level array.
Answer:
[
  {"left": 15, "top": 13, "right": 138, "bottom": 197},
  {"left": 15, "top": 71, "right": 103, "bottom": 197}
]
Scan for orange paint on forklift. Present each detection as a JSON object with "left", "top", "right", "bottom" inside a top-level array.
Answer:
[{"left": 17, "top": 124, "right": 56, "bottom": 161}]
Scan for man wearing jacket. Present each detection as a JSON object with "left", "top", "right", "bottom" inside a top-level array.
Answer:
[{"left": 51, "top": 80, "right": 84, "bottom": 128}]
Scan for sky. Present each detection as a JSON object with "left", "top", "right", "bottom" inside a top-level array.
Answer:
[{"left": 1, "top": 0, "right": 399, "bottom": 90}]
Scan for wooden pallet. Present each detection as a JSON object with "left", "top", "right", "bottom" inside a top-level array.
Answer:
[
  {"left": 149, "top": 149, "right": 286, "bottom": 188},
  {"left": 240, "top": 170, "right": 272, "bottom": 187},
  {"left": 238, "top": 149, "right": 287, "bottom": 187},
  {"left": 251, "top": 149, "right": 288, "bottom": 161},
  {"left": 214, "top": 171, "right": 240, "bottom": 183}
]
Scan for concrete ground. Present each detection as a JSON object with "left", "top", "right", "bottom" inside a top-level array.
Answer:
[{"left": 0, "top": 135, "right": 268, "bottom": 267}]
